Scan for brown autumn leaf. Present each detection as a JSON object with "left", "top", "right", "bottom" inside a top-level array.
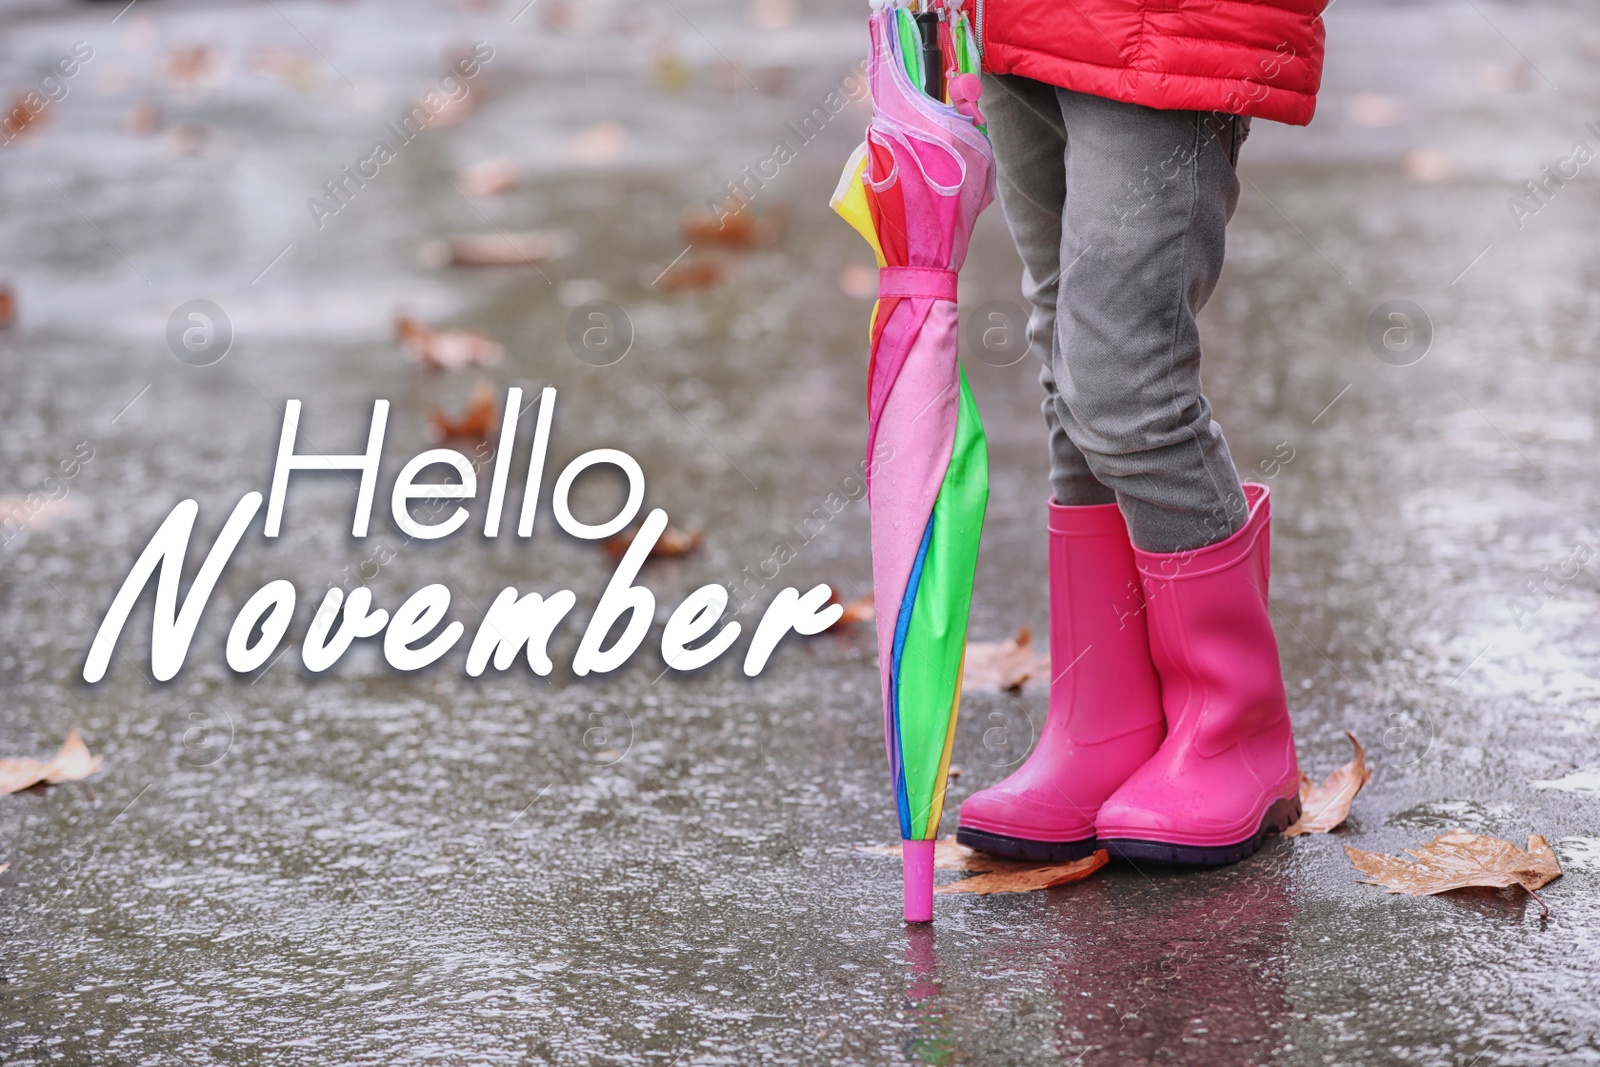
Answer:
[
  {"left": 838, "top": 263, "right": 878, "bottom": 299},
  {"left": 427, "top": 381, "right": 498, "bottom": 441},
  {"left": 0, "top": 496, "right": 86, "bottom": 534},
  {"left": 680, "top": 204, "right": 788, "bottom": 248},
  {"left": 163, "top": 44, "right": 221, "bottom": 90},
  {"left": 0, "top": 729, "right": 103, "bottom": 797},
  {"left": 162, "top": 122, "right": 213, "bottom": 158},
  {"left": 1285, "top": 731, "right": 1370, "bottom": 836},
  {"left": 0, "top": 283, "right": 15, "bottom": 327},
  {"left": 458, "top": 157, "right": 520, "bottom": 196},
  {"left": 565, "top": 120, "right": 628, "bottom": 165},
  {"left": 824, "top": 591, "right": 875, "bottom": 629},
  {"left": 749, "top": 0, "right": 798, "bottom": 31},
  {"left": 422, "top": 66, "right": 481, "bottom": 128},
  {"left": 753, "top": 65, "right": 795, "bottom": 96},
  {"left": 860, "top": 836, "right": 1110, "bottom": 895},
  {"left": 249, "top": 43, "right": 320, "bottom": 90},
  {"left": 939, "top": 850, "right": 1109, "bottom": 896},
  {"left": 126, "top": 99, "right": 162, "bottom": 136},
  {"left": 862, "top": 836, "right": 1003, "bottom": 870},
  {"left": 600, "top": 524, "right": 702, "bottom": 560},
  {"left": 1401, "top": 148, "right": 1455, "bottom": 182},
  {"left": 394, "top": 313, "right": 502, "bottom": 370},
  {"left": 961, "top": 626, "right": 1050, "bottom": 692},
  {"left": 654, "top": 256, "right": 725, "bottom": 291},
  {"left": 1346, "top": 830, "right": 1562, "bottom": 916},
  {"left": 3, "top": 94, "right": 46, "bottom": 142},
  {"left": 540, "top": 0, "right": 576, "bottom": 32},
  {"left": 418, "top": 231, "right": 562, "bottom": 268}
]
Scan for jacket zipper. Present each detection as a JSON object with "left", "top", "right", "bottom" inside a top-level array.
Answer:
[{"left": 973, "top": 0, "right": 985, "bottom": 62}]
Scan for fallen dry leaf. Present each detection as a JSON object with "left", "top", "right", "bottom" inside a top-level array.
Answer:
[
  {"left": 1349, "top": 92, "right": 1402, "bottom": 128},
  {"left": 866, "top": 836, "right": 1107, "bottom": 893},
  {"left": 250, "top": 43, "right": 320, "bottom": 90},
  {"left": 424, "top": 47, "right": 486, "bottom": 128},
  {"left": 749, "top": 0, "right": 798, "bottom": 31},
  {"left": 162, "top": 122, "right": 213, "bottom": 157},
  {"left": 427, "top": 380, "right": 499, "bottom": 441},
  {"left": 126, "top": 99, "right": 162, "bottom": 136},
  {"left": 653, "top": 50, "right": 691, "bottom": 91},
  {"left": 653, "top": 256, "right": 724, "bottom": 291},
  {"left": 123, "top": 13, "right": 158, "bottom": 54},
  {"left": 1401, "top": 149, "right": 1456, "bottom": 182},
  {"left": 3, "top": 94, "right": 46, "bottom": 142},
  {"left": 0, "top": 729, "right": 103, "bottom": 797},
  {"left": 425, "top": 89, "right": 479, "bottom": 129},
  {"left": 0, "top": 283, "right": 14, "bottom": 327},
  {"left": 822, "top": 590, "right": 874, "bottom": 630},
  {"left": 163, "top": 45, "right": 221, "bottom": 91},
  {"left": 1475, "top": 59, "right": 1533, "bottom": 94},
  {"left": 838, "top": 263, "right": 878, "bottom": 299},
  {"left": 600, "top": 524, "right": 702, "bottom": 560},
  {"left": 458, "top": 157, "right": 520, "bottom": 196},
  {"left": 962, "top": 627, "right": 1050, "bottom": 692},
  {"left": 565, "top": 120, "right": 628, "bottom": 165},
  {"left": 939, "top": 850, "right": 1108, "bottom": 895},
  {"left": 540, "top": 0, "right": 576, "bottom": 32},
  {"left": 395, "top": 313, "right": 502, "bottom": 370},
  {"left": 681, "top": 204, "right": 787, "bottom": 248},
  {"left": 0, "top": 496, "right": 87, "bottom": 534},
  {"left": 753, "top": 65, "right": 795, "bottom": 96},
  {"left": 862, "top": 836, "right": 1109, "bottom": 896},
  {"left": 1285, "top": 731, "right": 1369, "bottom": 836},
  {"left": 863, "top": 836, "right": 995, "bottom": 870},
  {"left": 543, "top": 0, "right": 622, "bottom": 34},
  {"left": 418, "top": 231, "right": 562, "bottom": 268},
  {"left": 1346, "top": 830, "right": 1562, "bottom": 916}
]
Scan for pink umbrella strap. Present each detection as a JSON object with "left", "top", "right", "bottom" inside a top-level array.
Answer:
[{"left": 878, "top": 266, "right": 957, "bottom": 302}]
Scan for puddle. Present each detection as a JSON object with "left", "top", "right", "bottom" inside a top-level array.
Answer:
[
  {"left": 1531, "top": 769, "right": 1600, "bottom": 796},
  {"left": 1554, "top": 838, "right": 1600, "bottom": 873},
  {"left": 1385, "top": 800, "right": 1518, "bottom": 832}
]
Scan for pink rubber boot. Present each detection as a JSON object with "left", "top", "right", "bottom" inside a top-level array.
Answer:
[
  {"left": 956, "top": 501, "right": 1165, "bottom": 861},
  {"left": 1096, "top": 483, "right": 1301, "bottom": 865}
]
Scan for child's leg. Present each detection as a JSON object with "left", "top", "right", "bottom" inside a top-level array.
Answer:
[
  {"left": 1051, "top": 90, "right": 1251, "bottom": 554},
  {"left": 981, "top": 73, "right": 1116, "bottom": 508},
  {"left": 957, "top": 76, "right": 1168, "bottom": 862}
]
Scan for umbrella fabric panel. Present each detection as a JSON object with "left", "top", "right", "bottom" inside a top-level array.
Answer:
[
  {"left": 865, "top": 298, "right": 958, "bottom": 711},
  {"left": 892, "top": 362, "right": 988, "bottom": 839}
]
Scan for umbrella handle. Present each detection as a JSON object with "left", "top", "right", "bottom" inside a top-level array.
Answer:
[
  {"left": 914, "top": 11, "right": 944, "bottom": 101},
  {"left": 902, "top": 839, "right": 936, "bottom": 922}
]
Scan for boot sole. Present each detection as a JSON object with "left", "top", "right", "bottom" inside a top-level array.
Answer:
[
  {"left": 1099, "top": 795, "right": 1302, "bottom": 867},
  {"left": 955, "top": 826, "right": 1099, "bottom": 863}
]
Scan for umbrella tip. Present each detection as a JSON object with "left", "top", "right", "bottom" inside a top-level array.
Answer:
[{"left": 902, "top": 839, "right": 935, "bottom": 923}]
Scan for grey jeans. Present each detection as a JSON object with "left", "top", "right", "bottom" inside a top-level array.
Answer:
[{"left": 984, "top": 74, "right": 1249, "bottom": 554}]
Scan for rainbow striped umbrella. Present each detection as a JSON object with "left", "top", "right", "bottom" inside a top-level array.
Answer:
[{"left": 832, "top": 2, "right": 994, "bottom": 922}]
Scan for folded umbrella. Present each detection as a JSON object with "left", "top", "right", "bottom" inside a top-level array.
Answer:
[{"left": 832, "top": 1, "right": 995, "bottom": 923}]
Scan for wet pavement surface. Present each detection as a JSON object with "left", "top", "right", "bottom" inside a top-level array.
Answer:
[{"left": 3, "top": 0, "right": 1600, "bottom": 1063}]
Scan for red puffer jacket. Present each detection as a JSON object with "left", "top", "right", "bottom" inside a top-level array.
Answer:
[{"left": 974, "top": 0, "right": 1328, "bottom": 126}]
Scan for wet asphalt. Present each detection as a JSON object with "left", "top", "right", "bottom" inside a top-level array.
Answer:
[{"left": 2, "top": 0, "right": 1600, "bottom": 1063}]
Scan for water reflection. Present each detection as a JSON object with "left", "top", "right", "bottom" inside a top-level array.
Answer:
[
  {"left": 1017, "top": 853, "right": 1295, "bottom": 1063},
  {"left": 902, "top": 924, "right": 956, "bottom": 1065}
]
